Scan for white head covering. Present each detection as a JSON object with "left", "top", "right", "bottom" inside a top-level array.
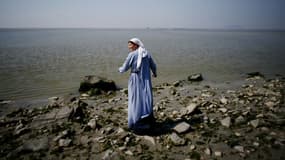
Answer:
[{"left": 129, "top": 38, "right": 148, "bottom": 69}]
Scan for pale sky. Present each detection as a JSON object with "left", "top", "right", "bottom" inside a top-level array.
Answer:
[{"left": 0, "top": 0, "right": 284, "bottom": 29}]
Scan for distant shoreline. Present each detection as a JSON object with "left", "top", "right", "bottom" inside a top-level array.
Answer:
[{"left": 0, "top": 27, "right": 285, "bottom": 32}]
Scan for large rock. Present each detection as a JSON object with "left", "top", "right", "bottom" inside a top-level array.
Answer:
[
  {"left": 79, "top": 75, "right": 117, "bottom": 95},
  {"left": 188, "top": 73, "right": 203, "bottom": 82}
]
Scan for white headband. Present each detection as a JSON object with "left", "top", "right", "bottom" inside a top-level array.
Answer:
[{"left": 129, "top": 38, "right": 148, "bottom": 69}]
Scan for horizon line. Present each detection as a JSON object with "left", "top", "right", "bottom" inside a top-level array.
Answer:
[{"left": 0, "top": 27, "right": 284, "bottom": 32}]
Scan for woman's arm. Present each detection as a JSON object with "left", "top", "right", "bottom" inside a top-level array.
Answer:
[
  {"left": 149, "top": 55, "right": 157, "bottom": 77},
  {"left": 118, "top": 53, "right": 133, "bottom": 73}
]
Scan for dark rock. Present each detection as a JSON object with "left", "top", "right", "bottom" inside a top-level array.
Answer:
[
  {"left": 79, "top": 75, "right": 117, "bottom": 95},
  {"left": 188, "top": 73, "right": 203, "bottom": 82},
  {"left": 247, "top": 72, "right": 264, "bottom": 78}
]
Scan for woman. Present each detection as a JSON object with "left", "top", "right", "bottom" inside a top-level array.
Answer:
[{"left": 119, "top": 38, "right": 157, "bottom": 132}]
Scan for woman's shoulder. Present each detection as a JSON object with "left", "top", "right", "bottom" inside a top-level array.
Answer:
[{"left": 128, "top": 51, "right": 138, "bottom": 58}]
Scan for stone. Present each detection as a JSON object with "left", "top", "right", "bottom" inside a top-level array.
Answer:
[
  {"left": 214, "top": 151, "right": 222, "bottom": 157},
  {"left": 218, "top": 108, "right": 228, "bottom": 113},
  {"left": 80, "top": 135, "right": 90, "bottom": 146},
  {"left": 204, "top": 147, "right": 211, "bottom": 155},
  {"left": 250, "top": 119, "right": 259, "bottom": 128},
  {"left": 246, "top": 72, "right": 264, "bottom": 78},
  {"left": 59, "top": 139, "right": 72, "bottom": 147},
  {"left": 235, "top": 116, "right": 246, "bottom": 125},
  {"left": 186, "top": 103, "right": 198, "bottom": 114},
  {"left": 143, "top": 136, "right": 156, "bottom": 145},
  {"left": 170, "top": 132, "right": 186, "bottom": 146},
  {"left": 102, "top": 149, "right": 114, "bottom": 160},
  {"left": 234, "top": 145, "right": 244, "bottom": 152},
  {"left": 14, "top": 127, "right": 29, "bottom": 136},
  {"left": 190, "top": 145, "right": 196, "bottom": 150},
  {"left": 87, "top": 119, "right": 97, "bottom": 129},
  {"left": 56, "top": 106, "right": 73, "bottom": 119},
  {"left": 188, "top": 73, "right": 203, "bottom": 82},
  {"left": 173, "top": 80, "right": 180, "bottom": 87},
  {"left": 265, "top": 101, "right": 275, "bottom": 108},
  {"left": 173, "top": 122, "right": 191, "bottom": 133},
  {"left": 125, "top": 150, "right": 134, "bottom": 156},
  {"left": 22, "top": 137, "right": 49, "bottom": 152},
  {"left": 79, "top": 75, "right": 117, "bottom": 95},
  {"left": 220, "top": 117, "right": 231, "bottom": 128},
  {"left": 220, "top": 97, "right": 228, "bottom": 104}
]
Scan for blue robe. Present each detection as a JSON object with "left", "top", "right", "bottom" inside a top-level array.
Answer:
[{"left": 119, "top": 50, "right": 157, "bottom": 129}]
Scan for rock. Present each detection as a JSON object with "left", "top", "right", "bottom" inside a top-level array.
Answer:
[
  {"left": 68, "top": 101, "right": 87, "bottom": 121},
  {"left": 220, "top": 97, "right": 228, "bottom": 104},
  {"left": 56, "top": 106, "right": 73, "bottom": 119},
  {"left": 188, "top": 73, "right": 203, "bottom": 82},
  {"left": 87, "top": 119, "right": 97, "bottom": 129},
  {"left": 246, "top": 72, "right": 264, "bottom": 78},
  {"left": 14, "top": 127, "right": 29, "bottom": 136},
  {"left": 80, "top": 135, "right": 90, "bottom": 146},
  {"left": 143, "top": 136, "right": 155, "bottom": 145},
  {"left": 190, "top": 145, "right": 196, "bottom": 150},
  {"left": 169, "top": 132, "right": 186, "bottom": 146},
  {"left": 186, "top": 103, "right": 198, "bottom": 114},
  {"left": 220, "top": 117, "right": 231, "bottom": 128},
  {"left": 22, "top": 137, "right": 49, "bottom": 152},
  {"left": 250, "top": 119, "right": 260, "bottom": 128},
  {"left": 125, "top": 150, "right": 134, "bottom": 156},
  {"left": 0, "top": 100, "right": 13, "bottom": 104},
  {"left": 214, "top": 151, "right": 222, "bottom": 157},
  {"left": 265, "top": 101, "right": 275, "bottom": 108},
  {"left": 102, "top": 149, "right": 116, "bottom": 160},
  {"left": 218, "top": 108, "right": 228, "bottom": 113},
  {"left": 253, "top": 142, "right": 260, "bottom": 147},
  {"left": 48, "top": 97, "right": 59, "bottom": 104},
  {"left": 173, "top": 81, "right": 180, "bottom": 87},
  {"left": 235, "top": 116, "right": 246, "bottom": 125},
  {"left": 204, "top": 147, "right": 211, "bottom": 155},
  {"left": 79, "top": 75, "right": 117, "bottom": 95},
  {"left": 173, "top": 122, "right": 191, "bottom": 134},
  {"left": 234, "top": 145, "right": 244, "bottom": 152},
  {"left": 59, "top": 139, "right": 72, "bottom": 147}
]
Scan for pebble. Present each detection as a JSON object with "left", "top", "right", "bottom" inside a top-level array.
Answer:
[
  {"left": 125, "top": 150, "right": 133, "bottom": 156},
  {"left": 220, "top": 117, "right": 231, "bottom": 128},
  {"left": 186, "top": 103, "right": 198, "bottom": 114},
  {"left": 204, "top": 147, "right": 211, "bottom": 155},
  {"left": 250, "top": 119, "right": 259, "bottom": 128},
  {"left": 142, "top": 136, "right": 156, "bottom": 145},
  {"left": 220, "top": 97, "right": 228, "bottom": 104},
  {"left": 173, "top": 122, "right": 191, "bottom": 133},
  {"left": 190, "top": 145, "right": 196, "bottom": 150},
  {"left": 170, "top": 132, "right": 186, "bottom": 146},
  {"left": 87, "top": 119, "right": 97, "bottom": 129},
  {"left": 214, "top": 151, "right": 222, "bottom": 157},
  {"left": 59, "top": 139, "right": 72, "bottom": 147},
  {"left": 219, "top": 108, "right": 228, "bottom": 113},
  {"left": 234, "top": 146, "right": 244, "bottom": 152}
]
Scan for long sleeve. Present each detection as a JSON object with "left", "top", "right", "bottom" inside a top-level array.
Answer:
[
  {"left": 149, "top": 55, "right": 157, "bottom": 76},
  {"left": 119, "top": 53, "right": 134, "bottom": 73}
]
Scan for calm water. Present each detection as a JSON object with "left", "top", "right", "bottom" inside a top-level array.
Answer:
[{"left": 0, "top": 29, "right": 285, "bottom": 101}]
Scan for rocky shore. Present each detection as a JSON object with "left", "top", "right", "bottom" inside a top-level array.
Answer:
[{"left": 0, "top": 73, "right": 284, "bottom": 160}]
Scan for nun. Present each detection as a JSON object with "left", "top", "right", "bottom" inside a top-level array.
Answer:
[{"left": 119, "top": 38, "right": 157, "bottom": 133}]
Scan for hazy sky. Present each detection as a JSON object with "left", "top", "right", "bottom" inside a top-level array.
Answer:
[{"left": 0, "top": 0, "right": 284, "bottom": 29}]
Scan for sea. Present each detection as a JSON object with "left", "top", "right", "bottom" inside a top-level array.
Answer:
[{"left": 0, "top": 28, "right": 285, "bottom": 103}]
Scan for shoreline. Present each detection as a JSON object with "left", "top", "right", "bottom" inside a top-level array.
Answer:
[{"left": 0, "top": 73, "right": 284, "bottom": 159}]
